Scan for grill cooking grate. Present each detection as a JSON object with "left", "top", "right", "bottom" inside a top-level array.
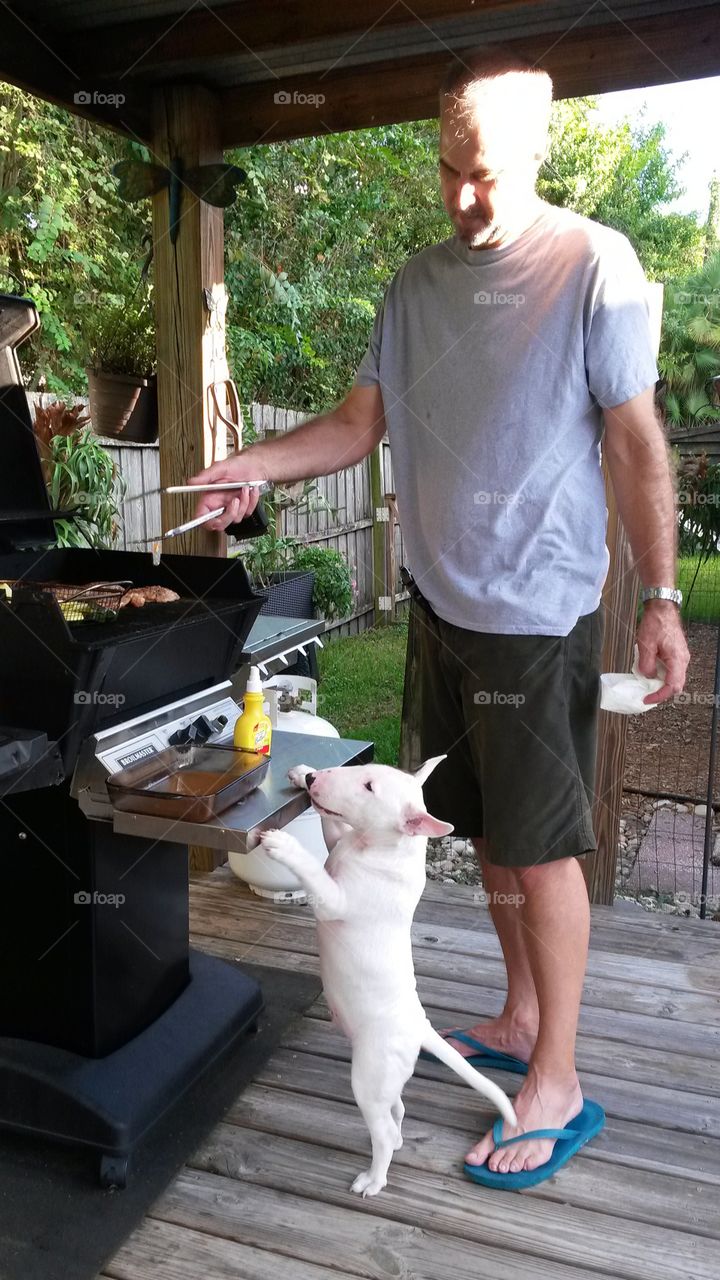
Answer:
[{"left": 1, "top": 579, "right": 130, "bottom": 623}]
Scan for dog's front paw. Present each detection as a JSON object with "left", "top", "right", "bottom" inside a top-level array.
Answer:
[
  {"left": 287, "top": 764, "right": 314, "bottom": 791},
  {"left": 351, "top": 1169, "right": 386, "bottom": 1198},
  {"left": 259, "top": 828, "right": 303, "bottom": 865}
]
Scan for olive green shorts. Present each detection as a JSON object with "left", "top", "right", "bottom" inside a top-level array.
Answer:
[{"left": 403, "top": 597, "right": 604, "bottom": 867}]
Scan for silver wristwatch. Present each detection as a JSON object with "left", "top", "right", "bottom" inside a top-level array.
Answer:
[{"left": 641, "top": 586, "right": 683, "bottom": 607}]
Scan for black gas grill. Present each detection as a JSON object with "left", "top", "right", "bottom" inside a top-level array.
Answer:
[{"left": 0, "top": 295, "right": 268, "bottom": 1186}]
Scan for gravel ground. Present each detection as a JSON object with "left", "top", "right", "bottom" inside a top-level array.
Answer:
[{"left": 426, "top": 802, "right": 720, "bottom": 921}]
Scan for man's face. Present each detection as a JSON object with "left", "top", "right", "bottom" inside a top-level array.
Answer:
[{"left": 439, "top": 96, "right": 543, "bottom": 249}]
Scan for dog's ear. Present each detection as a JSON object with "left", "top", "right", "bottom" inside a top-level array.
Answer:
[
  {"left": 401, "top": 808, "right": 454, "bottom": 837},
  {"left": 413, "top": 755, "right": 447, "bottom": 787}
]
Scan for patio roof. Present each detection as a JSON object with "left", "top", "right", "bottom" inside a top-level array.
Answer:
[{"left": 3, "top": 1, "right": 720, "bottom": 146}]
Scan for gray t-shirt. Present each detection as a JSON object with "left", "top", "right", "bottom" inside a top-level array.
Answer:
[{"left": 354, "top": 202, "right": 659, "bottom": 635}]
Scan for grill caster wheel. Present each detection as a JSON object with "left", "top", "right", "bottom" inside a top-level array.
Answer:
[{"left": 99, "top": 1153, "right": 129, "bottom": 1190}]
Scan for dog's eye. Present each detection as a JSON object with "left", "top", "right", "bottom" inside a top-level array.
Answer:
[{"left": 364, "top": 781, "right": 373, "bottom": 792}]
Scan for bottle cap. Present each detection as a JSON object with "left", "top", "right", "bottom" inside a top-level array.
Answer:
[{"left": 245, "top": 665, "right": 263, "bottom": 694}]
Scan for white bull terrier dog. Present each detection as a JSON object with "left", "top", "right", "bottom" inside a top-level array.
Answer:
[{"left": 259, "top": 756, "right": 517, "bottom": 1197}]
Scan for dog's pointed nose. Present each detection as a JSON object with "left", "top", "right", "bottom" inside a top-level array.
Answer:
[{"left": 305, "top": 772, "right": 316, "bottom": 789}]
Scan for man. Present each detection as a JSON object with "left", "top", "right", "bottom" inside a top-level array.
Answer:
[{"left": 191, "top": 50, "right": 690, "bottom": 1186}]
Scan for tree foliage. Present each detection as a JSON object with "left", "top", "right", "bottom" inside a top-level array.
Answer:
[
  {"left": 657, "top": 252, "right": 720, "bottom": 428},
  {"left": 0, "top": 86, "right": 708, "bottom": 414},
  {"left": 0, "top": 84, "right": 149, "bottom": 393}
]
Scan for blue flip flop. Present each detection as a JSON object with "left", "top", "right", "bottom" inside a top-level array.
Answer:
[
  {"left": 463, "top": 1099, "right": 606, "bottom": 1190},
  {"left": 419, "top": 1029, "right": 529, "bottom": 1075}
]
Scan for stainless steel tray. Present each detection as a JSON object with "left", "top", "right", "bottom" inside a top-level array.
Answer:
[
  {"left": 110, "top": 730, "right": 373, "bottom": 852},
  {"left": 106, "top": 743, "right": 270, "bottom": 823}
]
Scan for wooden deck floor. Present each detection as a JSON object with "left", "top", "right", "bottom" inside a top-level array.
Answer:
[{"left": 102, "top": 870, "right": 720, "bottom": 1280}]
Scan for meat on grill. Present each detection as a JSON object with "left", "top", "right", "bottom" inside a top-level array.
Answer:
[{"left": 119, "top": 586, "right": 181, "bottom": 609}]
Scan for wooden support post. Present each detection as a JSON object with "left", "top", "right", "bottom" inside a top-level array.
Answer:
[
  {"left": 583, "top": 463, "right": 639, "bottom": 903},
  {"left": 584, "top": 282, "right": 665, "bottom": 904},
  {"left": 152, "top": 85, "right": 228, "bottom": 874},
  {"left": 369, "top": 443, "right": 388, "bottom": 626},
  {"left": 152, "top": 84, "right": 228, "bottom": 558}
]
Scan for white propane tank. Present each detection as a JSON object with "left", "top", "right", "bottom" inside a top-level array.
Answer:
[{"left": 227, "top": 674, "right": 339, "bottom": 903}]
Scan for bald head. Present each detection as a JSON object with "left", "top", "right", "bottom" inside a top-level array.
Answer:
[{"left": 438, "top": 48, "right": 553, "bottom": 249}]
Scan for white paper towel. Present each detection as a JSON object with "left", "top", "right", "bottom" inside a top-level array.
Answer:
[{"left": 600, "top": 645, "right": 666, "bottom": 714}]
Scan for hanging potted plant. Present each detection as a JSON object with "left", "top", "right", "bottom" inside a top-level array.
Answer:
[{"left": 84, "top": 298, "right": 157, "bottom": 443}]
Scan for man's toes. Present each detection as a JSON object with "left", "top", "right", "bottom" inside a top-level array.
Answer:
[
  {"left": 465, "top": 1135, "right": 494, "bottom": 1165},
  {"left": 524, "top": 1146, "right": 548, "bottom": 1172}
]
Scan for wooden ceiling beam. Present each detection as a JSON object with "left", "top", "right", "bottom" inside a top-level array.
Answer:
[
  {"left": 68, "top": 1, "right": 551, "bottom": 79},
  {"left": 217, "top": 5, "right": 720, "bottom": 147},
  {"left": 0, "top": 7, "right": 150, "bottom": 138}
]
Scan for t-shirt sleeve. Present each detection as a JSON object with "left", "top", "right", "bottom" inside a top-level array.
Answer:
[
  {"left": 353, "top": 295, "right": 386, "bottom": 387},
  {"left": 585, "top": 235, "right": 659, "bottom": 410}
]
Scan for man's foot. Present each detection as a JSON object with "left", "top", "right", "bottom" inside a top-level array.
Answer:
[
  {"left": 465, "top": 1069, "right": 583, "bottom": 1174},
  {"left": 441, "top": 1013, "right": 537, "bottom": 1065}
]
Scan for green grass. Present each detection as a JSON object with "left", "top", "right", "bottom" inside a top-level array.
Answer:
[
  {"left": 317, "top": 622, "right": 408, "bottom": 764},
  {"left": 678, "top": 556, "right": 720, "bottom": 623}
]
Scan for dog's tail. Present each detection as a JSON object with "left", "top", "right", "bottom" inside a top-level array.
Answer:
[{"left": 420, "top": 1026, "right": 517, "bottom": 1126}]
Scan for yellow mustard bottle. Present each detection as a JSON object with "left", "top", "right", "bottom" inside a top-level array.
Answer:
[{"left": 234, "top": 665, "right": 272, "bottom": 755}]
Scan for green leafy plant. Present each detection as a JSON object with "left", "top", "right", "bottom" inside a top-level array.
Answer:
[
  {"left": 84, "top": 298, "right": 155, "bottom": 378},
  {"left": 49, "top": 429, "right": 125, "bottom": 547},
  {"left": 231, "top": 477, "right": 338, "bottom": 589},
  {"left": 658, "top": 253, "right": 720, "bottom": 428},
  {"left": 289, "top": 544, "right": 354, "bottom": 620},
  {"left": 674, "top": 450, "right": 720, "bottom": 608},
  {"left": 238, "top": 528, "right": 298, "bottom": 587}
]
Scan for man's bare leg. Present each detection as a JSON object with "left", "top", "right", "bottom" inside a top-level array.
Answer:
[
  {"left": 466, "top": 855, "right": 589, "bottom": 1174},
  {"left": 442, "top": 838, "right": 539, "bottom": 1062}
]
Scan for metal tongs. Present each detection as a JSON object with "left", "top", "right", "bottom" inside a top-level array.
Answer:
[
  {"left": 143, "top": 481, "right": 271, "bottom": 540},
  {"left": 131, "top": 480, "right": 271, "bottom": 563}
]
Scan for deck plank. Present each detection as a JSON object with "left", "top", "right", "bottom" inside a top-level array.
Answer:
[
  {"left": 190, "top": 1124, "right": 718, "bottom": 1280},
  {"left": 286, "top": 1006, "right": 720, "bottom": 1096},
  {"left": 190, "top": 927, "right": 720, "bottom": 1032},
  {"left": 252, "top": 1043, "right": 719, "bottom": 1137},
  {"left": 215, "top": 1085, "right": 720, "bottom": 1233},
  {"left": 189, "top": 899, "right": 720, "bottom": 995},
  {"left": 149, "top": 1167, "right": 624, "bottom": 1280},
  {"left": 230, "top": 1081, "right": 720, "bottom": 1185},
  {"left": 100, "top": 1218, "right": 353, "bottom": 1280}
]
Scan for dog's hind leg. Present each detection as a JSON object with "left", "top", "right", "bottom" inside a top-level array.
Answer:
[{"left": 350, "top": 1039, "right": 412, "bottom": 1196}]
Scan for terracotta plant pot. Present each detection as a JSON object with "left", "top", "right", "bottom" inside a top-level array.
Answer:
[{"left": 86, "top": 368, "right": 158, "bottom": 443}]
